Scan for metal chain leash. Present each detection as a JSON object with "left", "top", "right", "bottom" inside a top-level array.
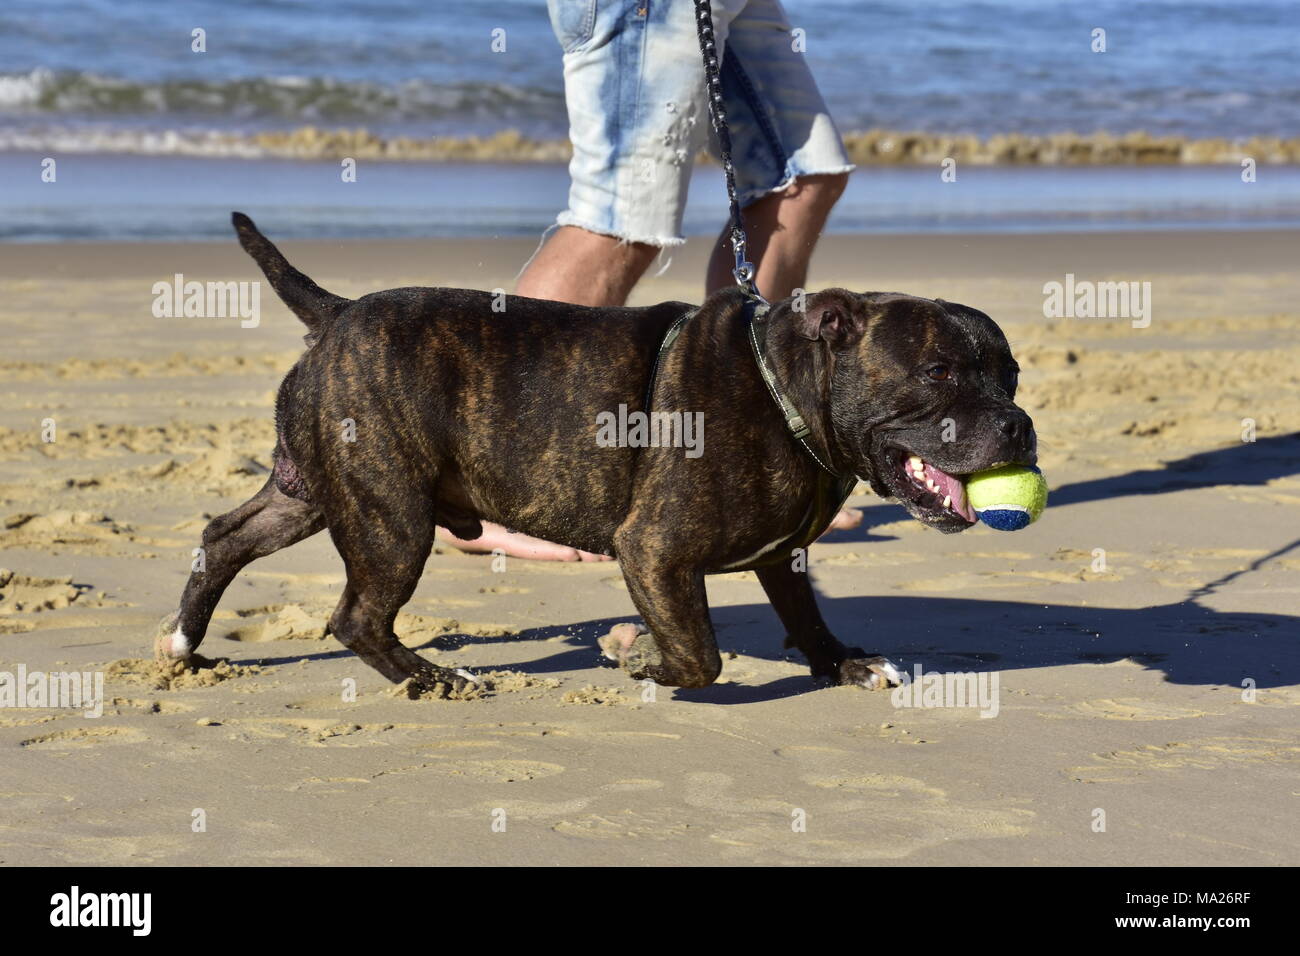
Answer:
[{"left": 693, "top": 0, "right": 763, "bottom": 300}]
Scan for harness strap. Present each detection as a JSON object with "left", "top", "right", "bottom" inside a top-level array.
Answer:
[
  {"left": 644, "top": 306, "right": 699, "bottom": 413},
  {"left": 744, "top": 299, "right": 839, "bottom": 476}
]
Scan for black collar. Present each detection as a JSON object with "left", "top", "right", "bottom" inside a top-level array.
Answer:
[
  {"left": 645, "top": 297, "right": 850, "bottom": 482},
  {"left": 743, "top": 298, "right": 842, "bottom": 477}
]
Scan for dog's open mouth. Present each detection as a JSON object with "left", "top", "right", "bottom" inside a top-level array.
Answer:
[{"left": 878, "top": 447, "right": 978, "bottom": 528}]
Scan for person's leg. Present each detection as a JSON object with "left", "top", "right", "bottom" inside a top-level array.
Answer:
[
  {"left": 709, "top": 0, "right": 860, "bottom": 532},
  {"left": 516, "top": 225, "right": 658, "bottom": 306},
  {"left": 704, "top": 171, "right": 862, "bottom": 534},
  {"left": 445, "top": 0, "right": 714, "bottom": 562},
  {"left": 459, "top": 225, "right": 659, "bottom": 561},
  {"left": 704, "top": 171, "right": 848, "bottom": 301}
]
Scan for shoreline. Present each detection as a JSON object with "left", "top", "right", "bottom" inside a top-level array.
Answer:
[
  {"left": 5, "top": 126, "right": 1300, "bottom": 166},
  {"left": 3, "top": 228, "right": 1297, "bottom": 284}
]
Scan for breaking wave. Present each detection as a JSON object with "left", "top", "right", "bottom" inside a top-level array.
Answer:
[{"left": 1, "top": 122, "right": 1297, "bottom": 166}]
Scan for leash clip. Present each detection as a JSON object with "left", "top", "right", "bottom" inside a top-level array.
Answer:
[
  {"left": 733, "top": 232, "right": 754, "bottom": 286},
  {"left": 731, "top": 230, "right": 757, "bottom": 291}
]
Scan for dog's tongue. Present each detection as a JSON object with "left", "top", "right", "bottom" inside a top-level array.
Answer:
[{"left": 924, "top": 462, "right": 977, "bottom": 523}]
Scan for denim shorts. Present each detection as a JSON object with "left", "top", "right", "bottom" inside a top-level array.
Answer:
[{"left": 546, "top": 0, "right": 855, "bottom": 247}]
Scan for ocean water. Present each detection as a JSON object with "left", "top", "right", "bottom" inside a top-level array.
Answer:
[
  {"left": 2, "top": 0, "right": 1298, "bottom": 240},
  {"left": 5, "top": 151, "right": 1296, "bottom": 242},
  {"left": 5, "top": 0, "right": 1298, "bottom": 141}
]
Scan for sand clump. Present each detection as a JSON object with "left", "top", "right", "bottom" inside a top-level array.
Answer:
[
  {"left": 561, "top": 685, "right": 629, "bottom": 706},
  {"left": 106, "top": 655, "right": 261, "bottom": 691},
  {"left": 388, "top": 676, "right": 484, "bottom": 702},
  {"left": 480, "top": 670, "right": 563, "bottom": 698},
  {"left": 0, "top": 568, "right": 88, "bottom": 614}
]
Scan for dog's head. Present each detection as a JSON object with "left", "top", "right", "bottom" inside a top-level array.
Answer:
[{"left": 775, "top": 289, "right": 1036, "bottom": 533}]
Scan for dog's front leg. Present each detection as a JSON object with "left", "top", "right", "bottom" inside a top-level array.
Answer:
[
  {"left": 604, "top": 532, "right": 721, "bottom": 689},
  {"left": 756, "top": 561, "right": 904, "bottom": 690}
]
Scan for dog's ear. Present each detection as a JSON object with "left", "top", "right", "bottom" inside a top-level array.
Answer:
[{"left": 790, "top": 289, "right": 864, "bottom": 350}]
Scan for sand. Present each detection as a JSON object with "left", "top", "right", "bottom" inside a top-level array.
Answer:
[{"left": 1, "top": 229, "right": 1297, "bottom": 865}]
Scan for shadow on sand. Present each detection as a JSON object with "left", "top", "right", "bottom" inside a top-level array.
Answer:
[{"left": 245, "top": 433, "right": 1300, "bottom": 703}]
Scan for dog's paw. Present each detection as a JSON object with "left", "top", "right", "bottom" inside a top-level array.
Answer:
[
  {"left": 153, "top": 611, "right": 191, "bottom": 662},
  {"left": 597, "top": 622, "right": 662, "bottom": 680},
  {"left": 836, "top": 654, "right": 906, "bottom": 691},
  {"left": 400, "top": 662, "right": 482, "bottom": 700}
]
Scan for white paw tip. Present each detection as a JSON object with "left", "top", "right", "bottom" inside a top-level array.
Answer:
[
  {"left": 876, "top": 660, "right": 904, "bottom": 685},
  {"left": 169, "top": 627, "right": 192, "bottom": 658}
]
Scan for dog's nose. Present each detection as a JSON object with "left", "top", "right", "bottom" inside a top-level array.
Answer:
[
  {"left": 995, "top": 409, "right": 1036, "bottom": 459},
  {"left": 996, "top": 409, "right": 1030, "bottom": 439}
]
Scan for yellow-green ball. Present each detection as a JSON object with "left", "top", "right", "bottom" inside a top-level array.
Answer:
[{"left": 965, "top": 466, "right": 1048, "bottom": 531}]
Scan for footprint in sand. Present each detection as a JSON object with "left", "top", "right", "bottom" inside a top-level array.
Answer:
[
  {"left": 0, "top": 568, "right": 90, "bottom": 614},
  {"left": 219, "top": 604, "right": 327, "bottom": 642},
  {"left": 20, "top": 726, "right": 147, "bottom": 749},
  {"left": 109, "top": 697, "right": 194, "bottom": 715},
  {"left": 553, "top": 808, "right": 697, "bottom": 841},
  {"left": 816, "top": 551, "right": 924, "bottom": 567},
  {"left": 682, "top": 763, "right": 1032, "bottom": 862},
  {"left": 449, "top": 779, "right": 666, "bottom": 833},
  {"left": 422, "top": 758, "right": 566, "bottom": 782},
  {"left": 1060, "top": 697, "right": 1219, "bottom": 721},
  {"left": 0, "top": 512, "right": 135, "bottom": 556},
  {"left": 1066, "top": 733, "right": 1300, "bottom": 783}
]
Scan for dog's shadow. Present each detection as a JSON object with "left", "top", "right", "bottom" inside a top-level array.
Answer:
[
  {"left": 441, "top": 588, "right": 1299, "bottom": 704},
  {"left": 247, "top": 432, "right": 1300, "bottom": 704},
  {"left": 824, "top": 432, "right": 1300, "bottom": 542},
  {"left": 250, "top": 582, "right": 1297, "bottom": 705}
]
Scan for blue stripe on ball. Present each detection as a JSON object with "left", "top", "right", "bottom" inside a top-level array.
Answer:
[{"left": 977, "top": 507, "right": 1032, "bottom": 531}]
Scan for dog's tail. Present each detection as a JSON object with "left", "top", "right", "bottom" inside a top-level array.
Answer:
[{"left": 232, "top": 212, "right": 351, "bottom": 331}]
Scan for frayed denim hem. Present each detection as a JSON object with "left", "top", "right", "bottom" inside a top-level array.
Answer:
[
  {"left": 738, "top": 163, "right": 857, "bottom": 208},
  {"left": 554, "top": 212, "right": 688, "bottom": 248}
]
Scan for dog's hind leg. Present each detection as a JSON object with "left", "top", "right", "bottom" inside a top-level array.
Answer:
[
  {"left": 156, "top": 477, "right": 324, "bottom": 662},
  {"left": 322, "top": 483, "right": 477, "bottom": 697}
]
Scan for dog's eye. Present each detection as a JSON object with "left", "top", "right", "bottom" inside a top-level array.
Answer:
[{"left": 925, "top": 364, "right": 951, "bottom": 382}]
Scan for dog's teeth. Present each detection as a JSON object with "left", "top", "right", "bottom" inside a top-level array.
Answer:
[
  {"left": 942, "top": 495, "right": 952, "bottom": 508},
  {"left": 907, "top": 456, "right": 922, "bottom": 469},
  {"left": 926, "top": 480, "right": 938, "bottom": 491}
]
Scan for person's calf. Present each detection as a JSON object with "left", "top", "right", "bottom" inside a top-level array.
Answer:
[{"left": 707, "top": 171, "right": 851, "bottom": 297}]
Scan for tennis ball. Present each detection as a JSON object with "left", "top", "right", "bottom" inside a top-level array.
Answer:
[{"left": 964, "top": 465, "right": 1047, "bottom": 531}]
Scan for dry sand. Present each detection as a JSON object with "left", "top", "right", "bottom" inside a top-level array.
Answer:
[{"left": 1, "top": 230, "right": 1297, "bottom": 865}]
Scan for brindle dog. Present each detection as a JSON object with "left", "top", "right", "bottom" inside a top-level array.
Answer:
[{"left": 155, "top": 213, "right": 1036, "bottom": 696}]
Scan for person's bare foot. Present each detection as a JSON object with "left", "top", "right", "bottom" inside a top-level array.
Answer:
[
  {"left": 819, "top": 507, "right": 862, "bottom": 537},
  {"left": 438, "top": 521, "right": 613, "bottom": 562}
]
